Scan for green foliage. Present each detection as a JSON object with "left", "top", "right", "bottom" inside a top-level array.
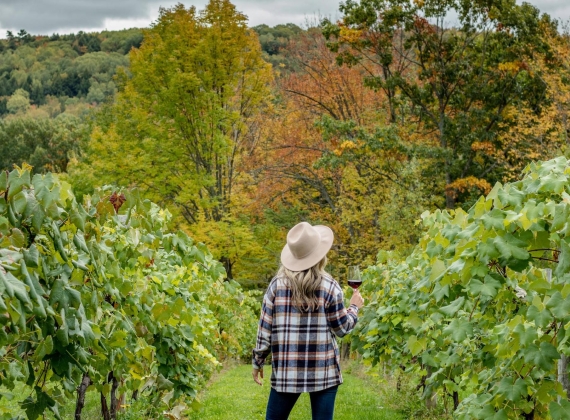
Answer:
[
  {"left": 314, "top": 116, "right": 442, "bottom": 263},
  {"left": 0, "top": 115, "right": 88, "bottom": 173},
  {"left": 252, "top": 23, "right": 303, "bottom": 71},
  {"left": 6, "top": 89, "right": 31, "bottom": 114},
  {"left": 0, "top": 165, "right": 257, "bottom": 419},
  {"left": 0, "top": 30, "right": 135, "bottom": 108},
  {"left": 322, "top": 0, "right": 559, "bottom": 208},
  {"left": 73, "top": 1, "right": 274, "bottom": 282},
  {"left": 188, "top": 216, "right": 282, "bottom": 288},
  {"left": 253, "top": 23, "right": 302, "bottom": 56},
  {"left": 354, "top": 156, "right": 570, "bottom": 418}
]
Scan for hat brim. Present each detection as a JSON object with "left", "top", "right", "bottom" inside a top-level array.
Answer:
[{"left": 280, "top": 225, "right": 334, "bottom": 271}]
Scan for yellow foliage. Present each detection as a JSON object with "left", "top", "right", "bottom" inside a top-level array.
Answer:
[
  {"left": 446, "top": 176, "right": 492, "bottom": 198},
  {"left": 471, "top": 141, "right": 494, "bottom": 155},
  {"left": 498, "top": 61, "right": 526, "bottom": 74},
  {"left": 340, "top": 140, "right": 358, "bottom": 150},
  {"left": 70, "top": 2, "right": 275, "bottom": 283},
  {"left": 339, "top": 26, "right": 363, "bottom": 43},
  {"left": 13, "top": 162, "right": 34, "bottom": 173}
]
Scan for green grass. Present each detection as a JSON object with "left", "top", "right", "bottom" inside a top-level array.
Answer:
[
  {"left": 187, "top": 364, "right": 403, "bottom": 420},
  {"left": 0, "top": 383, "right": 102, "bottom": 419},
  {"left": 0, "top": 363, "right": 447, "bottom": 419}
]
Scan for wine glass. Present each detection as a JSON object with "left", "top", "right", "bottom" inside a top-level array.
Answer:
[{"left": 347, "top": 266, "right": 362, "bottom": 290}]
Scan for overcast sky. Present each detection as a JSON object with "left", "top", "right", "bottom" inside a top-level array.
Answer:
[{"left": 0, "top": 0, "right": 569, "bottom": 36}]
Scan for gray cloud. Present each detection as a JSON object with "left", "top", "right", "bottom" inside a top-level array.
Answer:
[
  {"left": 0, "top": 0, "right": 159, "bottom": 34},
  {"left": 0, "top": 0, "right": 568, "bottom": 35},
  {"left": 162, "top": 0, "right": 341, "bottom": 28}
]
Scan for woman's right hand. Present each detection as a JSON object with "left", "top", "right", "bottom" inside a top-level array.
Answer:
[{"left": 350, "top": 289, "right": 364, "bottom": 309}]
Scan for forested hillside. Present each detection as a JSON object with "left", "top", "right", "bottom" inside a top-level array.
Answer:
[
  {"left": 0, "top": 24, "right": 299, "bottom": 117},
  {"left": 0, "top": 29, "right": 142, "bottom": 177},
  {"left": 0, "top": 29, "right": 142, "bottom": 113}
]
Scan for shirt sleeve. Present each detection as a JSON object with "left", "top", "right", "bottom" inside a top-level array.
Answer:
[
  {"left": 252, "top": 283, "right": 275, "bottom": 369},
  {"left": 326, "top": 290, "right": 358, "bottom": 338}
]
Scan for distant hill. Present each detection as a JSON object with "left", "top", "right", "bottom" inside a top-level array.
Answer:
[
  {"left": 0, "top": 24, "right": 305, "bottom": 174},
  {"left": 0, "top": 29, "right": 143, "bottom": 117},
  {"left": 252, "top": 23, "right": 303, "bottom": 70},
  {"left": 0, "top": 24, "right": 305, "bottom": 118}
]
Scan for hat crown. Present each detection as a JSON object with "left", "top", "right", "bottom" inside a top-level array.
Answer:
[{"left": 287, "top": 222, "right": 320, "bottom": 259}]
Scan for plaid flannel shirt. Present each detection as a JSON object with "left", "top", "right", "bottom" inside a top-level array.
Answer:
[{"left": 252, "top": 274, "right": 359, "bottom": 393}]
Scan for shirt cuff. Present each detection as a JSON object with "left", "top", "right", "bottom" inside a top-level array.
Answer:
[
  {"left": 348, "top": 304, "right": 359, "bottom": 314},
  {"left": 252, "top": 351, "right": 264, "bottom": 369}
]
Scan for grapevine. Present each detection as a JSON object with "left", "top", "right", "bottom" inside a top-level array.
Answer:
[
  {"left": 0, "top": 165, "right": 258, "bottom": 419},
  {"left": 355, "top": 157, "right": 570, "bottom": 418}
]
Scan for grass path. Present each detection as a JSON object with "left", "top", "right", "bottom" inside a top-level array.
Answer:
[
  {"left": 188, "top": 364, "right": 402, "bottom": 420},
  {"left": 1, "top": 364, "right": 410, "bottom": 419}
]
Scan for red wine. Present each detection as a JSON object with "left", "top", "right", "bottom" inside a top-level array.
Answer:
[{"left": 348, "top": 280, "right": 362, "bottom": 289}]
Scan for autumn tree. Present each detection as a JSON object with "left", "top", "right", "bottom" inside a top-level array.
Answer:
[
  {"left": 72, "top": 1, "right": 273, "bottom": 280},
  {"left": 323, "top": 0, "right": 557, "bottom": 208},
  {"left": 461, "top": 25, "right": 570, "bottom": 187},
  {"left": 255, "top": 28, "right": 436, "bottom": 268}
]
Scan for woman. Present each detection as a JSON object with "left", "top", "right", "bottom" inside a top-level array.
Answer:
[{"left": 252, "top": 222, "right": 364, "bottom": 420}]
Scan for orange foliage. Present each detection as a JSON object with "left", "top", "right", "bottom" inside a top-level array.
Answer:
[
  {"left": 279, "top": 30, "right": 384, "bottom": 125},
  {"left": 446, "top": 176, "right": 492, "bottom": 199},
  {"left": 492, "top": 31, "right": 570, "bottom": 182},
  {"left": 252, "top": 26, "right": 441, "bottom": 266}
]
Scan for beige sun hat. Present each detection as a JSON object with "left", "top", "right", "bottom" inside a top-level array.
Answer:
[{"left": 281, "top": 222, "right": 334, "bottom": 271}]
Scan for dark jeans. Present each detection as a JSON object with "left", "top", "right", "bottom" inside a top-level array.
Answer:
[{"left": 266, "top": 385, "right": 339, "bottom": 420}]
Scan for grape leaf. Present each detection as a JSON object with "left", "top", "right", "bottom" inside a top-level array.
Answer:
[
  {"left": 491, "top": 409, "right": 509, "bottom": 420},
  {"left": 497, "top": 377, "right": 527, "bottom": 401},
  {"left": 481, "top": 209, "right": 505, "bottom": 230},
  {"left": 512, "top": 324, "right": 537, "bottom": 347},
  {"left": 35, "top": 336, "right": 53, "bottom": 361},
  {"left": 555, "top": 240, "right": 570, "bottom": 277},
  {"left": 546, "top": 291, "right": 570, "bottom": 319},
  {"left": 443, "top": 318, "right": 473, "bottom": 341},
  {"left": 523, "top": 342, "right": 559, "bottom": 371},
  {"left": 493, "top": 235, "right": 529, "bottom": 261},
  {"left": 468, "top": 275, "right": 502, "bottom": 298},
  {"left": 526, "top": 306, "right": 553, "bottom": 328},
  {"left": 23, "top": 244, "right": 39, "bottom": 268},
  {"left": 550, "top": 400, "right": 570, "bottom": 420},
  {"left": 439, "top": 296, "right": 465, "bottom": 316}
]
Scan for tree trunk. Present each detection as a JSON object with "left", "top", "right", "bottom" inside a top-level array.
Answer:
[
  {"left": 452, "top": 391, "right": 459, "bottom": 411},
  {"left": 559, "top": 355, "right": 570, "bottom": 399},
  {"left": 101, "top": 392, "right": 111, "bottom": 420},
  {"left": 221, "top": 256, "right": 233, "bottom": 280},
  {"left": 74, "top": 373, "right": 91, "bottom": 420},
  {"left": 445, "top": 172, "right": 455, "bottom": 209},
  {"left": 110, "top": 372, "right": 119, "bottom": 420},
  {"left": 416, "top": 374, "right": 426, "bottom": 393},
  {"left": 425, "top": 366, "right": 438, "bottom": 409}
]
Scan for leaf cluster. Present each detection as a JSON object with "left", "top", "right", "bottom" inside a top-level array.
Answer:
[
  {"left": 322, "top": 0, "right": 559, "bottom": 208},
  {"left": 0, "top": 166, "right": 257, "bottom": 418},
  {"left": 355, "top": 156, "right": 570, "bottom": 418}
]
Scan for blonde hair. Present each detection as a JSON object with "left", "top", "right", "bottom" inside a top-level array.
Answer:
[{"left": 279, "top": 257, "right": 328, "bottom": 312}]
